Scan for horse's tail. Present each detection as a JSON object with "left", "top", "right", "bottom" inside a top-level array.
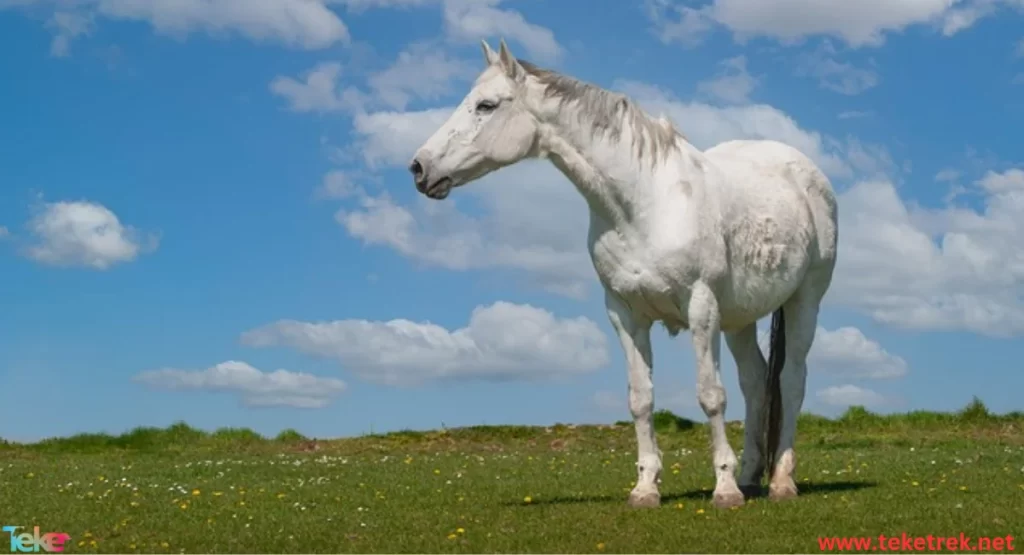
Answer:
[{"left": 764, "top": 307, "right": 786, "bottom": 484}]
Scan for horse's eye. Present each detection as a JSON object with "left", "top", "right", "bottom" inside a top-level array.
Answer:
[{"left": 476, "top": 100, "right": 498, "bottom": 113}]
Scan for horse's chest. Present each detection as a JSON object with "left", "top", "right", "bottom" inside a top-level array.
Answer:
[{"left": 588, "top": 232, "right": 695, "bottom": 327}]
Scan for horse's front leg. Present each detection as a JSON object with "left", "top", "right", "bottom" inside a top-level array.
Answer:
[
  {"left": 604, "top": 290, "right": 661, "bottom": 508},
  {"left": 689, "top": 281, "right": 744, "bottom": 509}
]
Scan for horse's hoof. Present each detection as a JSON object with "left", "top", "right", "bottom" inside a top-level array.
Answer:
[
  {"left": 627, "top": 490, "right": 661, "bottom": 508},
  {"left": 768, "top": 482, "right": 798, "bottom": 501},
  {"left": 712, "top": 490, "right": 745, "bottom": 509}
]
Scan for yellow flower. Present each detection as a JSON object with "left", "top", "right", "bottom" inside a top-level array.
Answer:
[
  {"left": 130, "top": 501, "right": 140, "bottom": 507},
  {"left": 213, "top": 491, "right": 223, "bottom": 497},
  {"left": 192, "top": 489, "right": 201, "bottom": 496},
  {"left": 456, "top": 528, "right": 465, "bottom": 534},
  {"left": 696, "top": 508, "right": 705, "bottom": 514},
  {"left": 959, "top": 486, "right": 968, "bottom": 491},
  {"left": 675, "top": 503, "right": 684, "bottom": 509},
  {"left": 447, "top": 533, "right": 458, "bottom": 540},
  {"left": 180, "top": 503, "right": 188, "bottom": 510},
  {"left": 597, "top": 542, "right": 606, "bottom": 550},
  {"left": 277, "top": 493, "right": 286, "bottom": 499},
  {"left": 239, "top": 501, "right": 246, "bottom": 506},
  {"left": 433, "top": 469, "right": 441, "bottom": 475},
  {"left": 523, "top": 496, "right": 532, "bottom": 504},
  {"left": 911, "top": 481, "right": 919, "bottom": 486}
]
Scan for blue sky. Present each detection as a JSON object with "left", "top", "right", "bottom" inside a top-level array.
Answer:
[{"left": 1, "top": 0, "right": 1023, "bottom": 442}]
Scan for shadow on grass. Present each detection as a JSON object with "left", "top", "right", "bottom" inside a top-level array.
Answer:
[{"left": 502, "top": 480, "right": 877, "bottom": 507}]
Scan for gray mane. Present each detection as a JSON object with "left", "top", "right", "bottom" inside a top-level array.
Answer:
[{"left": 517, "top": 60, "right": 684, "bottom": 164}]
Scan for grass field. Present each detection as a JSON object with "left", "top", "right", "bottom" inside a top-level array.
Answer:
[{"left": 1, "top": 400, "right": 1022, "bottom": 553}]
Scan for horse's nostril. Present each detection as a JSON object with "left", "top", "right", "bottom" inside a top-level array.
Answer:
[{"left": 409, "top": 159, "right": 423, "bottom": 179}]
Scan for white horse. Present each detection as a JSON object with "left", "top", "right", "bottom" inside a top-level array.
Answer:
[{"left": 409, "top": 39, "right": 838, "bottom": 509}]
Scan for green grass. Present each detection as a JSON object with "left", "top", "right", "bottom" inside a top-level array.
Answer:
[{"left": 1, "top": 399, "right": 1022, "bottom": 553}]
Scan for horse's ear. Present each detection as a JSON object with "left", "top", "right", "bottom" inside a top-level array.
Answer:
[
  {"left": 497, "top": 38, "right": 524, "bottom": 82},
  {"left": 480, "top": 40, "right": 498, "bottom": 66}
]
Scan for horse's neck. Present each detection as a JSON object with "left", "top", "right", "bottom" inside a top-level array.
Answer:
[{"left": 539, "top": 114, "right": 703, "bottom": 233}]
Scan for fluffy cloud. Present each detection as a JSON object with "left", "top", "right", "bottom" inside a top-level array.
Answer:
[
  {"left": 133, "top": 361, "right": 346, "bottom": 409},
  {"left": 831, "top": 169, "right": 1024, "bottom": 336},
  {"left": 3, "top": 0, "right": 350, "bottom": 53},
  {"left": 646, "top": 0, "right": 1019, "bottom": 48},
  {"left": 22, "top": 200, "right": 156, "bottom": 270},
  {"left": 239, "top": 302, "right": 610, "bottom": 386},
  {"left": 808, "top": 327, "right": 908, "bottom": 378},
  {"left": 815, "top": 384, "right": 888, "bottom": 408},
  {"left": 696, "top": 55, "right": 758, "bottom": 104},
  {"left": 757, "top": 325, "right": 908, "bottom": 379},
  {"left": 331, "top": 0, "right": 563, "bottom": 62},
  {"left": 270, "top": 45, "right": 474, "bottom": 114},
  {"left": 795, "top": 43, "right": 880, "bottom": 95}
]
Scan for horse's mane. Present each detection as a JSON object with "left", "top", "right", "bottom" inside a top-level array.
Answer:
[{"left": 517, "top": 59, "right": 685, "bottom": 164}]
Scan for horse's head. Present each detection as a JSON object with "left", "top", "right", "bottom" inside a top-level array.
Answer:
[{"left": 408, "top": 39, "right": 541, "bottom": 200}]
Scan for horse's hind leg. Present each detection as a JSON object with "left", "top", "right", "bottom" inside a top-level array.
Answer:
[
  {"left": 769, "top": 283, "right": 823, "bottom": 501},
  {"left": 725, "top": 323, "right": 768, "bottom": 497},
  {"left": 604, "top": 290, "right": 661, "bottom": 508}
]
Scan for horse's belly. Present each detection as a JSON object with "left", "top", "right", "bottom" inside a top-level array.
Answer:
[{"left": 718, "top": 224, "right": 813, "bottom": 329}]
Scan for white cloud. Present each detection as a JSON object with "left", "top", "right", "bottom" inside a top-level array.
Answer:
[
  {"left": 269, "top": 62, "right": 360, "bottom": 113},
  {"left": 696, "top": 55, "right": 757, "bottom": 104},
  {"left": 22, "top": 200, "right": 156, "bottom": 270},
  {"left": 795, "top": 44, "right": 880, "bottom": 95},
  {"left": 758, "top": 325, "right": 908, "bottom": 379},
  {"left": 240, "top": 301, "right": 610, "bottom": 386},
  {"left": 0, "top": 226, "right": 8, "bottom": 239},
  {"left": 4, "top": 0, "right": 350, "bottom": 53},
  {"left": 351, "top": 107, "right": 454, "bottom": 167},
  {"left": 935, "top": 168, "right": 962, "bottom": 182},
  {"left": 809, "top": 327, "right": 908, "bottom": 378},
  {"left": 645, "top": 0, "right": 1017, "bottom": 48},
  {"left": 46, "top": 10, "right": 93, "bottom": 57},
  {"left": 271, "top": 45, "right": 473, "bottom": 114},
  {"left": 366, "top": 43, "right": 475, "bottom": 110},
  {"left": 133, "top": 360, "right": 346, "bottom": 409},
  {"left": 816, "top": 384, "right": 887, "bottom": 408},
  {"left": 830, "top": 169, "right": 1024, "bottom": 336},
  {"left": 440, "top": 0, "right": 561, "bottom": 63},
  {"left": 329, "top": 0, "right": 562, "bottom": 62},
  {"left": 318, "top": 169, "right": 361, "bottom": 199}
]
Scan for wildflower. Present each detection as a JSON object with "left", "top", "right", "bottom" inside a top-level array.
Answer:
[
  {"left": 911, "top": 481, "right": 919, "bottom": 486},
  {"left": 213, "top": 491, "right": 223, "bottom": 497},
  {"left": 523, "top": 496, "right": 532, "bottom": 504},
  {"left": 130, "top": 501, "right": 140, "bottom": 507},
  {"left": 959, "top": 486, "right": 968, "bottom": 491},
  {"left": 277, "top": 493, "right": 286, "bottom": 499},
  {"left": 597, "top": 542, "right": 606, "bottom": 550},
  {"left": 192, "top": 489, "right": 201, "bottom": 496},
  {"left": 696, "top": 508, "right": 705, "bottom": 514},
  {"left": 434, "top": 469, "right": 441, "bottom": 475},
  {"left": 456, "top": 528, "right": 465, "bottom": 534},
  {"left": 180, "top": 503, "right": 188, "bottom": 510},
  {"left": 447, "top": 533, "right": 458, "bottom": 540},
  {"left": 675, "top": 503, "right": 684, "bottom": 509}
]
